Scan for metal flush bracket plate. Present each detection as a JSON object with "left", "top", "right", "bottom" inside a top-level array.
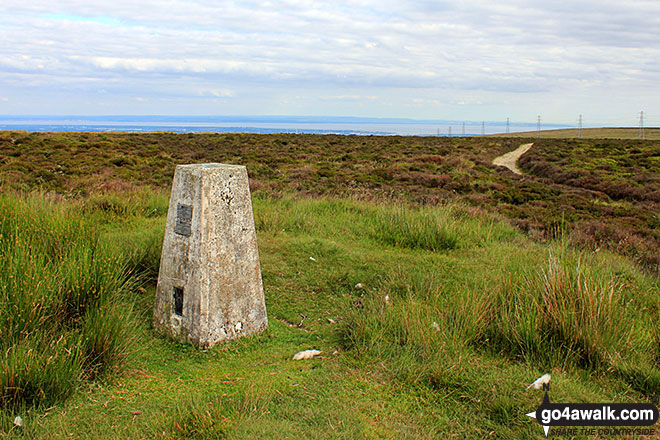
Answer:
[{"left": 175, "top": 203, "right": 192, "bottom": 236}]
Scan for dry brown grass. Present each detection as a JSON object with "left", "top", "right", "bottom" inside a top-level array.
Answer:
[{"left": 492, "top": 127, "right": 660, "bottom": 140}]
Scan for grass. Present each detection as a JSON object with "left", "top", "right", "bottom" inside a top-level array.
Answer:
[
  {"left": 0, "top": 194, "right": 140, "bottom": 414},
  {"left": 492, "top": 127, "right": 660, "bottom": 140},
  {"left": 482, "top": 249, "right": 654, "bottom": 370},
  {"left": 1, "top": 131, "right": 659, "bottom": 437},
  {"left": 1, "top": 131, "right": 658, "bottom": 276},
  {"left": 2, "top": 192, "right": 658, "bottom": 438}
]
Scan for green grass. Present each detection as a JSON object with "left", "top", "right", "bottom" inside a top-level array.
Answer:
[
  {"left": 0, "top": 194, "right": 140, "bottom": 414},
  {"left": 2, "top": 192, "right": 658, "bottom": 438}
]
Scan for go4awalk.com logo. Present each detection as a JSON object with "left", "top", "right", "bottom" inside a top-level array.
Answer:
[{"left": 525, "top": 375, "right": 659, "bottom": 437}]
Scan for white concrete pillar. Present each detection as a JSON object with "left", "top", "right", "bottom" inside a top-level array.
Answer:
[{"left": 153, "top": 163, "right": 267, "bottom": 348}]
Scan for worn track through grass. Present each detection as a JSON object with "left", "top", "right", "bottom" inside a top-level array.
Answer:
[{"left": 492, "top": 143, "right": 533, "bottom": 175}]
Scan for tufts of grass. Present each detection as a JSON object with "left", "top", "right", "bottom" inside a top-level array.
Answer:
[
  {"left": 0, "top": 194, "right": 139, "bottom": 412},
  {"left": 83, "top": 189, "right": 170, "bottom": 221},
  {"left": 2, "top": 334, "right": 82, "bottom": 411},
  {"left": 370, "top": 205, "right": 459, "bottom": 251},
  {"left": 156, "top": 397, "right": 235, "bottom": 439},
  {"left": 340, "top": 238, "right": 660, "bottom": 397},
  {"left": 369, "top": 203, "right": 517, "bottom": 252},
  {"left": 155, "top": 385, "right": 274, "bottom": 439},
  {"left": 254, "top": 194, "right": 517, "bottom": 253},
  {"left": 79, "top": 300, "right": 136, "bottom": 379},
  {"left": 483, "top": 248, "right": 651, "bottom": 370},
  {"left": 103, "top": 221, "right": 165, "bottom": 281},
  {"left": 2, "top": 191, "right": 658, "bottom": 438}
]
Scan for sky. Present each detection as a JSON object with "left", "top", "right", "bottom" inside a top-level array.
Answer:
[{"left": 1, "top": 0, "right": 659, "bottom": 126}]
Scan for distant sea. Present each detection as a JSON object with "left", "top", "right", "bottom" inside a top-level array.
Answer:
[{"left": 0, "top": 115, "right": 568, "bottom": 136}]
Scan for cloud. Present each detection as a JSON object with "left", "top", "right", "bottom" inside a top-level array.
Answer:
[
  {"left": 198, "top": 88, "right": 235, "bottom": 98},
  {"left": 0, "top": 0, "right": 659, "bottom": 121}
]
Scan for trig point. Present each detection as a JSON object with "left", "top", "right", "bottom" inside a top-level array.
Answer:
[{"left": 153, "top": 163, "right": 268, "bottom": 348}]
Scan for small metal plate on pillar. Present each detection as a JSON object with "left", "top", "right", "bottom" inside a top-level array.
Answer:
[
  {"left": 153, "top": 163, "right": 268, "bottom": 348},
  {"left": 175, "top": 204, "right": 192, "bottom": 236}
]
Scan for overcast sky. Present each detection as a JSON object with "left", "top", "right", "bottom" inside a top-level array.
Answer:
[{"left": 2, "top": 0, "right": 659, "bottom": 125}]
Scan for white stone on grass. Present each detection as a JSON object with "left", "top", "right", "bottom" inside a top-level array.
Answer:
[
  {"left": 293, "top": 349, "right": 322, "bottom": 360},
  {"left": 527, "top": 374, "right": 551, "bottom": 390}
]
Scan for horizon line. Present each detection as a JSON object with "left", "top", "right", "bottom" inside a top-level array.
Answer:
[{"left": 0, "top": 114, "right": 581, "bottom": 127}]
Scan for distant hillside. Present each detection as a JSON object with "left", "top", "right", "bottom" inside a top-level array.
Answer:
[
  {"left": 1, "top": 131, "right": 658, "bottom": 273},
  {"left": 491, "top": 127, "right": 660, "bottom": 140}
]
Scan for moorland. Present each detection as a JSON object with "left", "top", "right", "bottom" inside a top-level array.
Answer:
[
  {"left": 1, "top": 130, "right": 659, "bottom": 439},
  {"left": 494, "top": 127, "right": 660, "bottom": 140}
]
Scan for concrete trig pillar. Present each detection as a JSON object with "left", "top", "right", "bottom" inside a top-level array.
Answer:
[{"left": 153, "top": 163, "right": 268, "bottom": 348}]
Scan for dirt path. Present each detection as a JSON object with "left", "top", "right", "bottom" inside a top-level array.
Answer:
[{"left": 492, "top": 143, "right": 533, "bottom": 175}]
